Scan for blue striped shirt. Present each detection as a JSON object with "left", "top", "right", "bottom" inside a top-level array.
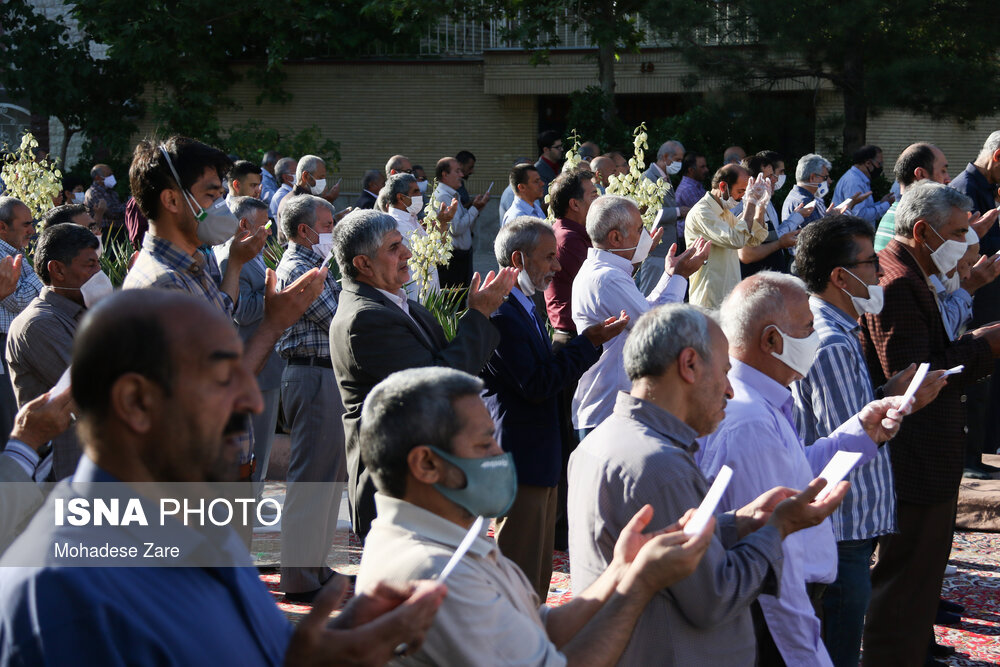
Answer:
[
  {"left": 123, "top": 234, "right": 234, "bottom": 316},
  {"left": 791, "top": 296, "right": 896, "bottom": 541},
  {"left": 0, "top": 239, "right": 43, "bottom": 335},
  {"left": 274, "top": 243, "right": 340, "bottom": 359}
]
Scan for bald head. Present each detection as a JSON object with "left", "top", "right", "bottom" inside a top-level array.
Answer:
[
  {"left": 720, "top": 272, "right": 809, "bottom": 352},
  {"left": 590, "top": 156, "right": 614, "bottom": 186}
]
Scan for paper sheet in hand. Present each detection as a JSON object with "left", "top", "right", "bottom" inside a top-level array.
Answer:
[
  {"left": 684, "top": 465, "right": 732, "bottom": 537},
  {"left": 438, "top": 515, "right": 483, "bottom": 582},
  {"left": 942, "top": 365, "right": 964, "bottom": 377},
  {"left": 48, "top": 367, "right": 71, "bottom": 402},
  {"left": 814, "top": 451, "right": 864, "bottom": 501},
  {"left": 900, "top": 362, "right": 930, "bottom": 409}
]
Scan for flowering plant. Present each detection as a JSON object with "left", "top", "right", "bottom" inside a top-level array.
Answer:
[
  {"left": 606, "top": 122, "right": 671, "bottom": 230},
  {"left": 409, "top": 179, "right": 454, "bottom": 302},
  {"left": 1, "top": 132, "right": 62, "bottom": 219}
]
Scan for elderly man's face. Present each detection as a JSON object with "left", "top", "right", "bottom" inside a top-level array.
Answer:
[
  {"left": 918, "top": 206, "right": 969, "bottom": 251},
  {"left": 693, "top": 157, "right": 709, "bottom": 181},
  {"left": 518, "top": 232, "right": 560, "bottom": 291},
  {"left": 440, "top": 160, "right": 462, "bottom": 190},
  {"left": 155, "top": 311, "right": 263, "bottom": 483},
  {"left": 930, "top": 148, "right": 951, "bottom": 185},
  {"left": 432, "top": 394, "right": 504, "bottom": 493},
  {"left": 691, "top": 322, "right": 734, "bottom": 437},
  {"left": 1, "top": 202, "right": 35, "bottom": 251},
  {"left": 54, "top": 246, "right": 101, "bottom": 290},
  {"left": 367, "top": 229, "right": 413, "bottom": 292}
]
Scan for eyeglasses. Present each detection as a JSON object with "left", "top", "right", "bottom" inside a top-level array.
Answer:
[{"left": 843, "top": 256, "right": 880, "bottom": 272}]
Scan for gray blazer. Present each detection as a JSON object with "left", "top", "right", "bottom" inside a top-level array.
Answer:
[
  {"left": 643, "top": 165, "right": 679, "bottom": 255},
  {"left": 329, "top": 279, "right": 500, "bottom": 538},
  {"left": 215, "top": 245, "right": 284, "bottom": 391}
]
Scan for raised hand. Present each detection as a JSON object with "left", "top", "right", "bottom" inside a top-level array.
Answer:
[
  {"left": 0, "top": 254, "right": 23, "bottom": 300},
  {"left": 467, "top": 266, "right": 518, "bottom": 317},
  {"left": 667, "top": 237, "right": 711, "bottom": 279},
  {"left": 582, "top": 310, "right": 630, "bottom": 347}
]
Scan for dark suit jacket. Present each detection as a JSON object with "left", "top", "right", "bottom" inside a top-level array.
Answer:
[
  {"left": 480, "top": 293, "right": 601, "bottom": 487},
  {"left": 329, "top": 279, "right": 500, "bottom": 538},
  {"left": 860, "top": 239, "right": 994, "bottom": 503},
  {"left": 353, "top": 191, "right": 377, "bottom": 210}
]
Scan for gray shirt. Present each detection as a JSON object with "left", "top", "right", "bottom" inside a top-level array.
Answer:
[{"left": 567, "top": 392, "right": 784, "bottom": 667}]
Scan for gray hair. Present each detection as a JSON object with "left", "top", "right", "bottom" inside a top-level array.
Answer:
[
  {"left": 894, "top": 180, "right": 972, "bottom": 238},
  {"left": 362, "top": 169, "right": 382, "bottom": 191},
  {"left": 624, "top": 304, "right": 714, "bottom": 381},
  {"left": 385, "top": 154, "right": 410, "bottom": 176},
  {"left": 719, "top": 271, "right": 807, "bottom": 350},
  {"left": 586, "top": 195, "right": 639, "bottom": 246},
  {"left": 295, "top": 155, "right": 324, "bottom": 183},
  {"left": 978, "top": 131, "right": 1000, "bottom": 163},
  {"left": 795, "top": 154, "right": 832, "bottom": 183},
  {"left": 279, "top": 194, "right": 334, "bottom": 241},
  {"left": 0, "top": 196, "right": 26, "bottom": 225},
  {"left": 658, "top": 140, "right": 685, "bottom": 161},
  {"left": 361, "top": 367, "right": 484, "bottom": 498},
  {"left": 332, "top": 208, "right": 398, "bottom": 280},
  {"left": 228, "top": 195, "right": 268, "bottom": 223},
  {"left": 494, "top": 217, "right": 554, "bottom": 267},
  {"left": 274, "top": 157, "right": 296, "bottom": 178},
  {"left": 381, "top": 173, "right": 417, "bottom": 212}
]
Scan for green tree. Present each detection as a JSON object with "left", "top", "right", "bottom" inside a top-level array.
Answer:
[
  {"left": 0, "top": 1, "right": 140, "bottom": 166},
  {"left": 676, "top": 0, "right": 1000, "bottom": 155}
]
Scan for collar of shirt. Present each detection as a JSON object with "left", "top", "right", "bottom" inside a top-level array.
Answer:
[
  {"left": 962, "top": 161, "right": 993, "bottom": 193},
  {"left": 554, "top": 216, "right": 590, "bottom": 241},
  {"left": 512, "top": 196, "right": 544, "bottom": 218},
  {"left": 40, "top": 286, "right": 86, "bottom": 319},
  {"left": 729, "top": 357, "right": 794, "bottom": 419},
  {"left": 375, "top": 286, "right": 410, "bottom": 314},
  {"left": 847, "top": 164, "right": 871, "bottom": 187},
  {"left": 540, "top": 156, "right": 558, "bottom": 171},
  {"left": 612, "top": 391, "right": 699, "bottom": 453},
  {"left": 436, "top": 182, "right": 460, "bottom": 201},
  {"left": 0, "top": 237, "right": 22, "bottom": 258},
  {"left": 509, "top": 284, "right": 536, "bottom": 314},
  {"left": 142, "top": 233, "right": 206, "bottom": 276},
  {"left": 650, "top": 162, "right": 667, "bottom": 180},
  {"left": 286, "top": 241, "right": 326, "bottom": 267},
  {"left": 373, "top": 493, "right": 495, "bottom": 560},
  {"left": 387, "top": 206, "right": 421, "bottom": 236},
  {"left": 792, "top": 184, "right": 819, "bottom": 202},
  {"left": 586, "top": 246, "right": 634, "bottom": 276},
  {"left": 809, "top": 295, "right": 859, "bottom": 337},
  {"left": 703, "top": 191, "right": 738, "bottom": 226}
]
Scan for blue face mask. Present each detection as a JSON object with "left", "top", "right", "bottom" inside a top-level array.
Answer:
[{"left": 429, "top": 446, "right": 518, "bottom": 519}]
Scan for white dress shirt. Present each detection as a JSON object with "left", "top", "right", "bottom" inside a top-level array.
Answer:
[
  {"left": 387, "top": 207, "right": 440, "bottom": 301},
  {"left": 434, "top": 183, "right": 478, "bottom": 251},
  {"left": 570, "top": 247, "right": 686, "bottom": 429}
]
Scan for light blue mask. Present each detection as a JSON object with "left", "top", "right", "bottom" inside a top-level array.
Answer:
[{"left": 429, "top": 446, "right": 518, "bottom": 518}]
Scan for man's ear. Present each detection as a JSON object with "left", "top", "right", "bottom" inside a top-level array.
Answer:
[
  {"left": 407, "top": 446, "right": 445, "bottom": 485},
  {"left": 47, "top": 260, "right": 66, "bottom": 284},
  {"left": 676, "top": 347, "right": 699, "bottom": 384},
  {"left": 108, "top": 373, "right": 160, "bottom": 435},
  {"left": 760, "top": 324, "right": 781, "bottom": 355},
  {"left": 159, "top": 187, "right": 185, "bottom": 216},
  {"left": 352, "top": 254, "right": 373, "bottom": 279}
]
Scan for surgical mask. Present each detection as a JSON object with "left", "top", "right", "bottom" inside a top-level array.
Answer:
[
  {"left": 768, "top": 325, "right": 820, "bottom": 377},
  {"left": 310, "top": 177, "right": 326, "bottom": 196},
  {"left": 926, "top": 225, "right": 967, "bottom": 275},
  {"left": 159, "top": 145, "right": 240, "bottom": 246},
  {"left": 814, "top": 181, "right": 829, "bottom": 199},
  {"left": 103, "top": 174, "right": 116, "bottom": 189},
  {"left": 517, "top": 265, "right": 537, "bottom": 296},
  {"left": 718, "top": 186, "right": 739, "bottom": 210},
  {"left": 666, "top": 161, "right": 682, "bottom": 175},
  {"left": 406, "top": 194, "right": 423, "bottom": 217},
  {"left": 775, "top": 174, "right": 787, "bottom": 190},
  {"left": 616, "top": 227, "right": 654, "bottom": 265},
  {"left": 943, "top": 271, "right": 961, "bottom": 294},
  {"left": 73, "top": 192, "right": 86, "bottom": 204},
  {"left": 56, "top": 270, "right": 114, "bottom": 308},
  {"left": 841, "top": 268, "right": 884, "bottom": 315},
  {"left": 307, "top": 228, "right": 334, "bottom": 263},
  {"left": 429, "top": 446, "right": 517, "bottom": 518},
  {"left": 966, "top": 227, "right": 979, "bottom": 245},
  {"left": 416, "top": 180, "right": 428, "bottom": 194}
]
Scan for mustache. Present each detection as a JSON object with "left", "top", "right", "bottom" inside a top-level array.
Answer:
[{"left": 223, "top": 413, "right": 252, "bottom": 436}]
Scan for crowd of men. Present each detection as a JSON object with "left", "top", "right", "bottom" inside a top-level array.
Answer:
[{"left": 0, "top": 126, "right": 998, "bottom": 667}]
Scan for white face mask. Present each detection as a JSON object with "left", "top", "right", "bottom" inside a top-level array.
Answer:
[
  {"left": 73, "top": 191, "right": 86, "bottom": 204},
  {"left": 927, "top": 225, "right": 967, "bottom": 275},
  {"left": 103, "top": 174, "right": 116, "bottom": 189},
  {"left": 775, "top": 174, "right": 787, "bottom": 190},
  {"left": 310, "top": 177, "right": 327, "bottom": 196},
  {"left": 841, "top": 268, "right": 884, "bottom": 315},
  {"left": 666, "top": 161, "right": 682, "bottom": 175},
  {"left": 310, "top": 231, "right": 334, "bottom": 263},
  {"left": 416, "top": 180, "right": 428, "bottom": 194},
  {"left": 966, "top": 227, "right": 979, "bottom": 245},
  {"left": 814, "top": 181, "right": 829, "bottom": 199},
  {"left": 619, "top": 227, "right": 654, "bottom": 265},
  {"left": 58, "top": 270, "right": 114, "bottom": 308},
  {"left": 943, "top": 271, "right": 961, "bottom": 294},
  {"left": 516, "top": 267, "right": 537, "bottom": 296},
  {"left": 718, "top": 185, "right": 740, "bottom": 210},
  {"left": 406, "top": 194, "right": 423, "bottom": 217},
  {"left": 768, "top": 325, "right": 820, "bottom": 378}
]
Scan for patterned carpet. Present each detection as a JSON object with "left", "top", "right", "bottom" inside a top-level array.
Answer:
[{"left": 256, "top": 527, "right": 1000, "bottom": 664}]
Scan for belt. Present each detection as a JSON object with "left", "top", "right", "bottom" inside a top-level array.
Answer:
[{"left": 287, "top": 356, "right": 332, "bottom": 369}]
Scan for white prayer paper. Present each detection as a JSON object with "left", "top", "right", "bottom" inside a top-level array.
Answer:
[
  {"left": 684, "top": 465, "right": 732, "bottom": 537},
  {"left": 900, "top": 362, "right": 930, "bottom": 410},
  {"left": 814, "top": 451, "right": 864, "bottom": 501},
  {"left": 438, "top": 515, "right": 484, "bottom": 582},
  {"left": 48, "top": 367, "right": 71, "bottom": 402},
  {"left": 941, "top": 365, "right": 964, "bottom": 377}
]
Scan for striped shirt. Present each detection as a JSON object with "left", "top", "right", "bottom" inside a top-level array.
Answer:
[
  {"left": 274, "top": 242, "right": 340, "bottom": 359},
  {"left": 792, "top": 296, "right": 896, "bottom": 541},
  {"left": 0, "top": 239, "right": 43, "bottom": 335},
  {"left": 123, "top": 234, "right": 234, "bottom": 316}
]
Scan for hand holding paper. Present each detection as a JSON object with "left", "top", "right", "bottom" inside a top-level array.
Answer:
[
  {"left": 814, "top": 451, "right": 863, "bottom": 501},
  {"left": 685, "top": 465, "right": 732, "bottom": 537}
]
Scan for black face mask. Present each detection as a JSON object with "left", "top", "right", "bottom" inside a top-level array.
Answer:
[{"left": 869, "top": 161, "right": 883, "bottom": 179}]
